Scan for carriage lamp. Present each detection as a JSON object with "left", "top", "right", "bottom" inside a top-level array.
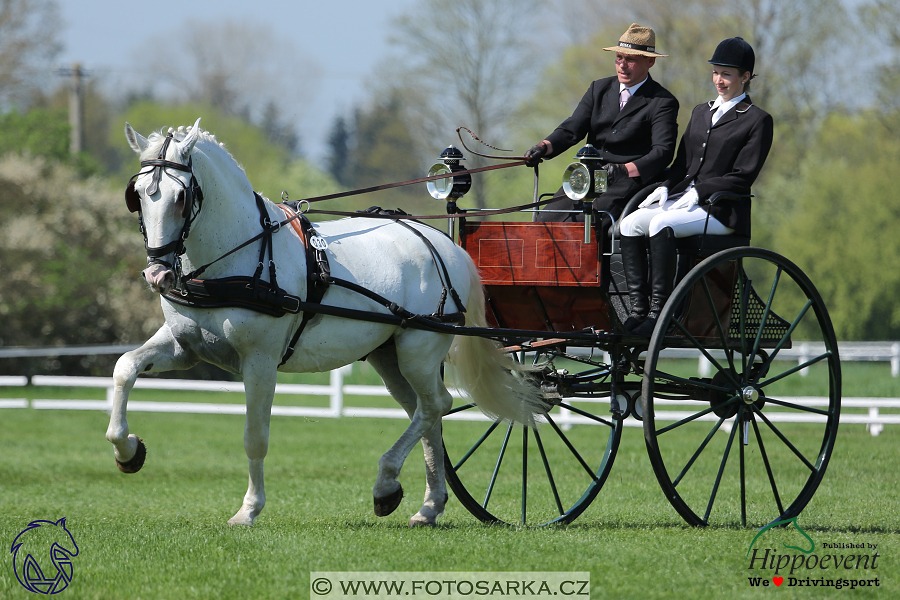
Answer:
[
  {"left": 561, "top": 144, "right": 606, "bottom": 243},
  {"left": 427, "top": 145, "right": 472, "bottom": 242},
  {"left": 427, "top": 145, "right": 472, "bottom": 204},
  {"left": 562, "top": 144, "right": 607, "bottom": 200}
]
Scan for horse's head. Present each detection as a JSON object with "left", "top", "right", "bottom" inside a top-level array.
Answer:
[{"left": 124, "top": 118, "right": 203, "bottom": 294}]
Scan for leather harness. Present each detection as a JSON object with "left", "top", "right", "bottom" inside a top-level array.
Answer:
[{"left": 161, "top": 198, "right": 466, "bottom": 366}]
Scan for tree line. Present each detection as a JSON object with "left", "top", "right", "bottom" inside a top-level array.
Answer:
[{"left": 1, "top": 0, "right": 898, "bottom": 378}]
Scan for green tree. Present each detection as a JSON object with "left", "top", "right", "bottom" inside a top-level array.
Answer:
[
  {"left": 380, "top": 0, "right": 545, "bottom": 209},
  {"left": 325, "top": 115, "right": 351, "bottom": 187},
  {"left": 110, "top": 101, "right": 340, "bottom": 209},
  {"left": 771, "top": 112, "right": 900, "bottom": 340},
  {"left": 0, "top": 105, "right": 101, "bottom": 175},
  {"left": 345, "top": 92, "right": 435, "bottom": 216},
  {"left": 0, "top": 0, "right": 62, "bottom": 108},
  {"left": 0, "top": 156, "right": 159, "bottom": 375}
]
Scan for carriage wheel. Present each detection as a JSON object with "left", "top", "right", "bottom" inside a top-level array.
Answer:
[
  {"left": 443, "top": 355, "right": 623, "bottom": 526},
  {"left": 642, "top": 247, "right": 840, "bottom": 527}
]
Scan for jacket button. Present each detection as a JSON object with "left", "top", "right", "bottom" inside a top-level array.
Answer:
[
  {"left": 702, "top": 142, "right": 706, "bottom": 147},
  {"left": 706, "top": 129, "right": 710, "bottom": 134},
  {"left": 612, "top": 129, "right": 617, "bottom": 134}
]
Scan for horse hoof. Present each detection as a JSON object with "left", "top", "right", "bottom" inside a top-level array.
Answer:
[
  {"left": 115, "top": 437, "right": 146, "bottom": 473},
  {"left": 409, "top": 515, "right": 436, "bottom": 528},
  {"left": 373, "top": 486, "right": 404, "bottom": 517}
]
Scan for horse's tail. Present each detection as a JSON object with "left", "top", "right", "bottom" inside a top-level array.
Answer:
[{"left": 446, "top": 255, "right": 545, "bottom": 428}]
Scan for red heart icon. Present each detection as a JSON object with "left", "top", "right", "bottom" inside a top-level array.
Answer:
[{"left": 773, "top": 577, "right": 783, "bottom": 586}]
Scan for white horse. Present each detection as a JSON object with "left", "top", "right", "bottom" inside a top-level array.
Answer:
[{"left": 107, "top": 118, "right": 543, "bottom": 526}]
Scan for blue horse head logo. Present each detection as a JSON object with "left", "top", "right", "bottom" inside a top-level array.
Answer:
[{"left": 10, "top": 518, "right": 79, "bottom": 594}]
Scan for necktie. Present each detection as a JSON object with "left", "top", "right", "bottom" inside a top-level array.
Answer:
[{"left": 619, "top": 88, "right": 631, "bottom": 111}]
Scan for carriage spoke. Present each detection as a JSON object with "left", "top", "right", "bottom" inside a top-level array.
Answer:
[
  {"left": 521, "top": 426, "right": 528, "bottom": 524},
  {"left": 757, "top": 300, "right": 813, "bottom": 375},
  {"left": 656, "top": 397, "right": 739, "bottom": 435},
  {"left": 557, "top": 402, "right": 616, "bottom": 427},
  {"left": 642, "top": 248, "right": 840, "bottom": 528},
  {"left": 762, "top": 396, "right": 831, "bottom": 416},
  {"left": 751, "top": 407, "right": 816, "bottom": 472},
  {"left": 672, "top": 413, "right": 728, "bottom": 487},
  {"left": 700, "top": 274, "right": 737, "bottom": 374},
  {"left": 533, "top": 427, "right": 565, "bottom": 516},
  {"left": 748, "top": 268, "right": 782, "bottom": 367},
  {"left": 653, "top": 368, "right": 734, "bottom": 394},
  {"left": 446, "top": 402, "right": 477, "bottom": 416},
  {"left": 453, "top": 420, "right": 501, "bottom": 471},
  {"left": 703, "top": 405, "right": 742, "bottom": 523},
  {"left": 483, "top": 422, "right": 514, "bottom": 510},
  {"left": 757, "top": 352, "right": 832, "bottom": 389},
  {"left": 752, "top": 414, "right": 785, "bottom": 516},
  {"left": 671, "top": 320, "right": 742, "bottom": 389},
  {"left": 546, "top": 414, "right": 598, "bottom": 482}
]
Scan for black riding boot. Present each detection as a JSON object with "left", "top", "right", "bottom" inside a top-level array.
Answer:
[
  {"left": 620, "top": 234, "right": 650, "bottom": 331},
  {"left": 632, "top": 227, "right": 677, "bottom": 337}
]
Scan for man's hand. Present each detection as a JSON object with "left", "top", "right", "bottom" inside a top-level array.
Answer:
[
  {"left": 524, "top": 142, "right": 548, "bottom": 167},
  {"left": 605, "top": 163, "right": 629, "bottom": 184}
]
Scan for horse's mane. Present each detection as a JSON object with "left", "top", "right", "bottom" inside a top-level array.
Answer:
[{"left": 142, "top": 125, "right": 246, "bottom": 175}]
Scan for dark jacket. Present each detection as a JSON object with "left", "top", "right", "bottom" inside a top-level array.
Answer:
[
  {"left": 538, "top": 74, "right": 679, "bottom": 221},
  {"left": 663, "top": 97, "right": 773, "bottom": 237}
]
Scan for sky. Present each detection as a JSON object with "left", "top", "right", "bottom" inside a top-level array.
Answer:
[{"left": 57, "top": 0, "right": 419, "bottom": 166}]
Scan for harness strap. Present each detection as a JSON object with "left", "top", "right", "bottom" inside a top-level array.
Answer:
[
  {"left": 394, "top": 219, "right": 465, "bottom": 316},
  {"left": 278, "top": 204, "right": 332, "bottom": 367}
]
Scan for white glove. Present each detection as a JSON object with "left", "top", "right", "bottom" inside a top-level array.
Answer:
[
  {"left": 670, "top": 188, "right": 700, "bottom": 210},
  {"left": 639, "top": 186, "right": 668, "bottom": 208}
]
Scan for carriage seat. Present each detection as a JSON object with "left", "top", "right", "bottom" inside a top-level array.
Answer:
[{"left": 609, "top": 190, "right": 751, "bottom": 254}]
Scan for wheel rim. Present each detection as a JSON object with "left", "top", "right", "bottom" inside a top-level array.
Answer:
[
  {"left": 642, "top": 247, "right": 841, "bottom": 527},
  {"left": 443, "top": 350, "right": 623, "bottom": 526}
]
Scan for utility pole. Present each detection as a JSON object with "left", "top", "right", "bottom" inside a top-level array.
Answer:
[{"left": 57, "top": 63, "right": 86, "bottom": 156}]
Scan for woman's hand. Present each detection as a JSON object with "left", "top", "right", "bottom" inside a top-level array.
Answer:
[
  {"left": 670, "top": 188, "right": 700, "bottom": 210},
  {"left": 639, "top": 186, "right": 668, "bottom": 208}
]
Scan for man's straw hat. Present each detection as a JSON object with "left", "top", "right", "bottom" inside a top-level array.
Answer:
[{"left": 603, "top": 23, "right": 668, "bottom": 58}]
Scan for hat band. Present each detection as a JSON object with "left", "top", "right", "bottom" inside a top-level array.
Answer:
[{"left": 618, "top": 41, "right": 655, "bottom": 53}]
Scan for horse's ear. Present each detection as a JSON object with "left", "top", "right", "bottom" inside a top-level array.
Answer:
[
  {"left": 124, "top": 122, "right": 149, "bottom": 154},
  {"left": 178, "top": 117, "right": 202, "bottom": 158}
]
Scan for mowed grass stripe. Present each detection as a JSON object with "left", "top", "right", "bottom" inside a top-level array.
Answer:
[{"left": 0, "top": 407, "right": 896, "bottom": 600}]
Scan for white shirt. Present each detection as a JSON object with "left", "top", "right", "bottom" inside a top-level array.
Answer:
[
  {"left": 710, "top": 93, "right": 747, "bottom": 126},
  {"left": 619, "top": 77, "right": 649, "bottom": 98}
]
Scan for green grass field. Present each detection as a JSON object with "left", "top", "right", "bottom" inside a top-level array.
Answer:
[{"left": 0, "top": 362, "right": 897, "bottom": 599}]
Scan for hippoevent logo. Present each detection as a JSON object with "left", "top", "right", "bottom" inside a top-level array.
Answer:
[
  {"left": 10, "top": 518, "right": 79, "bottom": 594},
  {"left": 745, "top": 516, "right": 881, "bottom": 590}
]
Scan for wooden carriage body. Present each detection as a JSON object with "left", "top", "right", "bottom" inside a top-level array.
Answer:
[{"left": 459, "top": 220, "right": 769, "bottom": 345}]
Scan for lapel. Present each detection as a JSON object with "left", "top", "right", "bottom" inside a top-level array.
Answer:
[
  {"left": 711, "top": 95, "right": 754, "bottom": 128},
  {"left": 613, "top": 77, "right": 652, "bottom": 124}
]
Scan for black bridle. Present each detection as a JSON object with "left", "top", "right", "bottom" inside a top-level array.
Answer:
[{"left": 124, "top": 133, "right": 204, "bottom": 273}]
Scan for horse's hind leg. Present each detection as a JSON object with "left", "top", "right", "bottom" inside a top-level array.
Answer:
[
  {"left": 368, "top": 339, "right": 452, "bottom": 526},
  {"left": 106, "top": 326, "right": 198, "bottom": 470}
]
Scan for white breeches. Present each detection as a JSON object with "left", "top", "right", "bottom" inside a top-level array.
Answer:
[{"left": 619, "top": 196, "right": 735, "bottom": 238}]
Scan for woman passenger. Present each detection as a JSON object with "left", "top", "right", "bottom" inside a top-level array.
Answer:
[{"left": 618, "top": 37, "right": 774, "bottom": 335}]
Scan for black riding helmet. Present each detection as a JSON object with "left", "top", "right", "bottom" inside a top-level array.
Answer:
[{"left": 708, "top": 37, "right": 755, "bottom": 75}]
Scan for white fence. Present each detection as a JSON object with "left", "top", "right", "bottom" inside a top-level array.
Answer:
[
  {"left": 1, "top": 369, "right": 897, "bottom": 437},
  {"left": 2, "top": 341, "right": 899, "bottom": 376}
]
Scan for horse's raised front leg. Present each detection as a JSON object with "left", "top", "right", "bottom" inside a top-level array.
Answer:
[
  {"left": 228, "top": 357, "right": 277, "bottom": 526},
  {"left": 106, "top": 326, "right": 198, "bottom": 471},
  {"left": 368, "top": 337, "right": 452, "bottom": 526}
]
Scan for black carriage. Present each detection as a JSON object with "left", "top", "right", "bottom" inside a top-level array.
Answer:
[{"left": 434, "top": 154, "right": 841, "bottom": 529}]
